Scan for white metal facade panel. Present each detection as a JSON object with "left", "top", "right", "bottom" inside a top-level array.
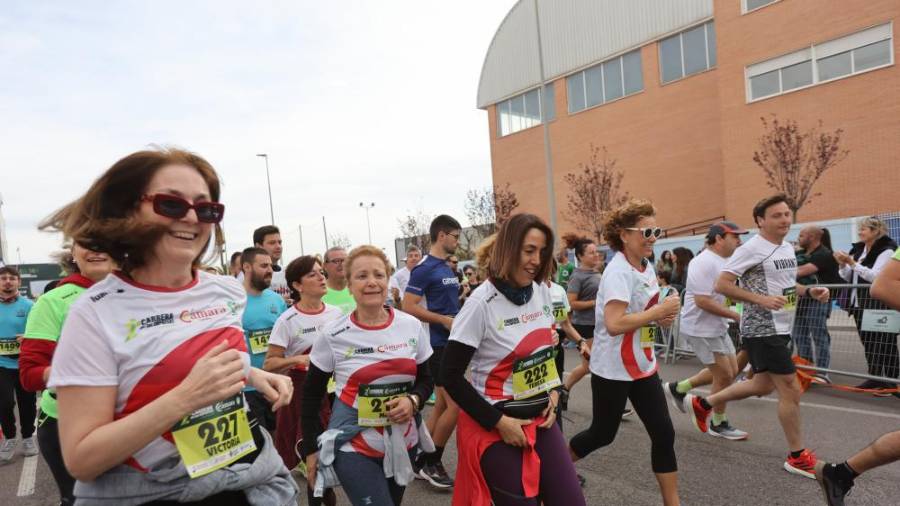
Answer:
[{"left": 477, "top": 0, "right": 714, "bottom": 108}]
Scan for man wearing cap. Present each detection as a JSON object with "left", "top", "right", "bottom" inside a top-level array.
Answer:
[{"left": 665, "top": 221, "right": 750, "bottom": 440}]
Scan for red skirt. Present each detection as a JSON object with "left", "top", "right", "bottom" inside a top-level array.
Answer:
[{"left": 274, "top": 368, "right": 331, "bottom": 470}]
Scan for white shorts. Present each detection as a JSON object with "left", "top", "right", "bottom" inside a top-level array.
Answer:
[{"left": 684, "top": 333, "right": 735, "bottom": 365}]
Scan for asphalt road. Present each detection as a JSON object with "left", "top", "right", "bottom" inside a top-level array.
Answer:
[{"left": 3, "top": 348, "right": 898, "bottom": 505}]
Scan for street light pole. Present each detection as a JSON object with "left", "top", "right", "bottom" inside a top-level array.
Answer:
[
  {"left": 359, "top": 202, "right": 375, "bottom": 244},
  {"left": 256, "top": 154, "right": 275, "bottom": 225}
]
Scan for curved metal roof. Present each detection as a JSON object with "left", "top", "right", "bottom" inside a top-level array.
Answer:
[{"left": 477, "top": 0, "right": 714, "bottom": 108}]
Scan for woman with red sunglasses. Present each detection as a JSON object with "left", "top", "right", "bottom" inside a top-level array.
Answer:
[{"left": 42, "top": 148, "right": 297, "bottom": 505}]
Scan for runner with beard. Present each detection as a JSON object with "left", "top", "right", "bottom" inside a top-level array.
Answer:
[
  {"left": 241, "top": 247, "right": 289, "bottom": 431},
  {"left": 19, "top": 243, "right": 114, "bottom": 505},
  {"left": 403, "top": 214, "right": 462, "bottom": 489},
  {"left": 253, "top": 226, "right": 291, "bottom": 304},
  {"left": 0, "top": 266, "right": 35, "bottom": 464}
]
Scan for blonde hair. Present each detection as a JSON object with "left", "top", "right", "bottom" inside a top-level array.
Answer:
[
  {"left": 860, "top": 217, "right": 887, "bottom": 239},
  {"left": 603, "top": 199, "right": 656, "bottom": 251},
  {"left": 345, "top": 245, "right": 390, "bottom": 277}
]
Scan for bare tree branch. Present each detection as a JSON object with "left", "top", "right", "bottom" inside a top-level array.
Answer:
[
  {"left": 563, "top": 144, "right": 629, "bottom": 243},
  {"left": 752, "top": 115, "right": 849, "bottom": 221},
  {"left": 397, "top": 208, "right": 432, "bottom": 250},
  {"left": 464, "top": 184, "right": 520, "bottom": 238}
]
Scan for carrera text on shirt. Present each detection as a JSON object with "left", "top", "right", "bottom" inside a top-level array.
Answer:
[
  {"left": 723, "top": 234, "right": 798, "bottom": 338},
  {"left": 590, "top": 252, "right": 661, "bottom": 381},
  {"left": 269, "top": 303, "right": 343, "bottom": 370},
  {"left": 449, "top": 281, "right": 557, "bottom": 403},
  {"left": 680, "top": 249, "right": 730, "bottom": 338},
  {"left": 309, "top": 308, "right": 432, "bottom": 457},
  {"left": 405, "top": 255, "right": 460, "bottom": 348},
  {"left": 48, "top": 271, "right": 251, "bottom": 473}
]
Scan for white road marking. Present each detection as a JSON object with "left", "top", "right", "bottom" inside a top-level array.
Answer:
[
  {"left": 695, "top": 388, "right": 900, "bottom": 420},
  {"left": 17, "top": 455, "right": 38, "bottom": 496}
]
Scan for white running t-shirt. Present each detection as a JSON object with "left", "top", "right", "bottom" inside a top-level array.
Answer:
[
  {"left": 268, "top": 303, "right": 343, "bottom": 370},
  {"left": 590, "top": 252, "right": 661, "bottom": 381},
  {"left": 680, "top": 249, "right": 730, "bottom": 338},
  {"left": 448, "top": 280, "right": 558, "bottom": 403},
  {"left": 48, "top": 271, "right": 251, "bottom": 473},
  {"left": 309, "top": 308, "right": 431, "bottom": 457},
  {"left": 549, "top": 282, "right": 570, "bottom": 327},
  {"left": 723, "top": 234, "right": 798, "bottom": 338}
]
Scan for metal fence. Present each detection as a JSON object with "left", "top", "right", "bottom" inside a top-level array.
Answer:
[{"left": 660, "top": 284, "right": 900, "bottom": 388}]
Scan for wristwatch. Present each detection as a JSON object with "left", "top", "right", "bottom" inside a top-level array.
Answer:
[{"left": 407, "top": 393, "right": 421, "bottom": 413}]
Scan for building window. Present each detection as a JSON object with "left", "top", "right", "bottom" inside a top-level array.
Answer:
[
  {"left": 566, "top": 49, "right": 643, "bottom": 114},
  {"left": 743, "top": 0, "right": 779, "bottom": 13},
  {"left": 746, "top": 23, "right": 893, "bottom": 101},
  {"left": 497, "top": 83, "right": 555, "bottom": 137},
  {"left": 659, "top": 21, "right": 716, "bottom": 84}
]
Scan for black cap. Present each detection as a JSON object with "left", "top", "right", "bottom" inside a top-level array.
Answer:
[{"left": 707, "top": 221, "right": 749, "bottom": 240}]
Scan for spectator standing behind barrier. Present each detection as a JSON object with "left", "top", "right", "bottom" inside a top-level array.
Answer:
[
  {"left": 792, "top": 226, "right": 841, "bottom": 384},
  {"left": 669, "top": 248, "right": 694, "bottom": 294},
  {"left": 656, "top": 250, "right": 674, "bottom": 276},
  {"left": 834, "top": 217, "right": 898, "bottom": 394}
]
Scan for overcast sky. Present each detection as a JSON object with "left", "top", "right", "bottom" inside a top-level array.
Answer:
[{"left": 1, "top": 1, "right": 518, "bottom": 265}]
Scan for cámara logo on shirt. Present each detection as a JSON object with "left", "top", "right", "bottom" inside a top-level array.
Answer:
[
  {"left": 179, "top": 301, "right": 242, "bottom": 323},
  {"left": 125, "top": 313, "right": 175, "bottom": 341}
]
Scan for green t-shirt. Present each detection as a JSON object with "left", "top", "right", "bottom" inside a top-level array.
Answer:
[
  {"left": 23, "top": 282, "right": 87, "bottom": 419},
  {"left": 322, "top": 287, "right": 356, "bottom": 315},
  {"left": 556, "top": 263, "right": 575, "bottom": 289}
]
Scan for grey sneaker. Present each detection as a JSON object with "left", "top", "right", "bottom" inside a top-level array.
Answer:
[
  {"left": 0, "top": 439, "right": 17, "bottom": 463},
  {"left": 709, "top": 420, "right": 749, "bottom": 441},
  {"left": 665, "top": 382, "right": 687, "bottom": 413},
  {"left": 21, "top": 437, "right": 38, "bottom": 457}
]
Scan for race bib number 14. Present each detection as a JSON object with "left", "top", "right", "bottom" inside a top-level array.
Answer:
[{"left": 171, "top": 394, "right": 256, "bottom": 479}]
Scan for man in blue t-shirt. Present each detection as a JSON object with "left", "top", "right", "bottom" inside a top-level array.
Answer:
[
  {"left": 402, "top": 214, "right": 461, "bottom": 489},
  {"left": 0, "top": 266, "right": 36, "bottom": 462},
  {"left": 240, "top": 247, "right": 288, "bottom": 432}
]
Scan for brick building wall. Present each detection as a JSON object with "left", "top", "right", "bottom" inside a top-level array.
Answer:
[{"left": 486, "top": 0, "right": 900, "bottom": 235}]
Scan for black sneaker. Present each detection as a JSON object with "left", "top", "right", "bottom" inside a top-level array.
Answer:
[
  {"left": 412, "top": 451, "right": 425, "bottom": 478},
  {"left": 815, "top": 461, "right": 853, "bottom": 506},
  {"left": 621, "top": 407, "right": 634, "bottom": 418},
  {"left": 856, "top": 379, "right": 882, "bottom": 390},
  {"left": 419, "top": 461, "right": 454, "bottom": 489}
]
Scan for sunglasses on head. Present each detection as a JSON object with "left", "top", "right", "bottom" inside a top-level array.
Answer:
[
  {"left": 141, "top": 194, "right": 225, "bottom": 224},
  {"left": 625, "top": 227, "right": 663, "bottom": 239}
]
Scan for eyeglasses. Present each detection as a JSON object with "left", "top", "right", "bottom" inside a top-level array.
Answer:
[
  {"left": 326, "top": 258, "right": 345, "bottom": 264},
  {"left": 141, "top": 194, "right": 224, "bottom": 224},
  {"left": 625, "top": 227, "right": 663, "bottom": 239},
  {"left": 447, "top": 232, "right": 460, "bottom": 240}
]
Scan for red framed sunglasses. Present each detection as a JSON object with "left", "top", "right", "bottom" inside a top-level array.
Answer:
[{"left": 140, "top": 194, "right": 225, "bottom": 223}]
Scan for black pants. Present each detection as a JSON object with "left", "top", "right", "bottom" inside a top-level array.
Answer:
[
  {"left": 849, "top": 308, "right": 900, "bottom": 380},
  {"left": 245, "top": 390, "right": 276, "bottom": 432},
  {"left": 37, "top": 415, "right": 76, "bottom": 506},
  {"left": 569, "top": 373, "right": 677, "bottom": 473},
  {"left": 147, "top": 490, "right": 249, "bottom": 505},
  {"left": 0, "top": 367, "right": 36, "bottom": 439}
]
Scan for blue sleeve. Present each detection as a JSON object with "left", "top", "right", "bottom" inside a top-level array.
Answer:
[{"left": 406, "top": 264, "right": 428, "bottom": 296}]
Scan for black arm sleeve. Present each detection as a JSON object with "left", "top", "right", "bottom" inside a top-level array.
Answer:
[
  {"left": 300, "top": 364, "right": 331, "bottom": 457},
  {"left": 411, "top": 361, "right": 434, "bottom": 410},
  {"left": 440, "top": 340, "right": 503, "bottom": 430}
]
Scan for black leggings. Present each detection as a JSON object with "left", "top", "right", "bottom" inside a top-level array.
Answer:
[
  {"left": 569, "top": 373, "right": 677, "bottom": 473},
  {"left": 0, "top": 367, "right": 36, "bottom": 439},
  {"left": 37, "top": 416, "right": 76, "bottom": 506}
]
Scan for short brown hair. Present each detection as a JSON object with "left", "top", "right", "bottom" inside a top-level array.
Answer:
[
  {"left": 346, "top": 245, "right": 390, "bottom": 278},
  {"left": 603, "top": 199, "right": 656, "bottom": 251},
  {"left": 40, "top": 147, "right": 224, "bottom": 272},
  {"left": 285, "top": 255, "right": 322, "bottom": 301},
  {"left": 0, "top": 266, "right": 20, "bottom": 278},
  {"left": 488, "top": 213, "right": 554, "bottom": 284},
  {"left": 752, "top": 194, "right": 790, "bottom": 225}
]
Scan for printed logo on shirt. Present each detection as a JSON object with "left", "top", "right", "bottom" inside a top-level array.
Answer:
[
  {"left": 497, "top": 309, "right": 547, "bottom": 330},
  {"left": 497, "top": 316, "right": 521, "bottom": 330},
  {"left": 773, "top": 258, "right": 797, "bottom": 270},
  {"left": 90, "top": 292, "right": 108, "bottom": 303},
  {"left": 442, "top": 277, "right": 460, "bottom": 286},
  {"left": 125, "top": 313, "right": 175, "bottom": 341},
  {"left": 179, "top": 301, "right": 242, "bottom": 323},
  {"left": 331, "top": 325, "right": 351, "bottom": 338},
  {"left": 299, "top": 326, "right": 318, "bottom": 336},
  {"left": 344, "top": 345, "right": 376, "bottom": 358},
  {"left": 16, "top": 309, "right": 28, "bottom": 318},
  {"left": 269, "top": 305, "right": 280, "bottom": 315},
  {"left": 542, "top": 305, "right": 552, "bottom": 318}
]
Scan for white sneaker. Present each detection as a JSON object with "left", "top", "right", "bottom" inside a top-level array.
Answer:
[
  {"left": 0, "top": 439, "right": 17, "bottom": 463},
  {"left": 709, "top": 421, "right": 749, "bottom": 441},
  {"left": 22, "top": 437, "right": 38, "bottom": 457}
]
